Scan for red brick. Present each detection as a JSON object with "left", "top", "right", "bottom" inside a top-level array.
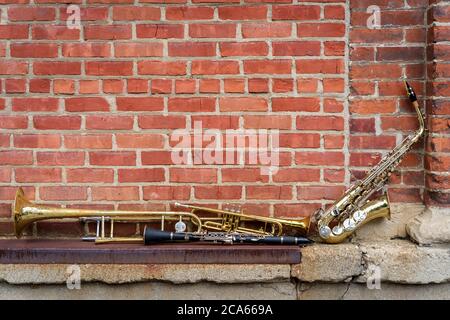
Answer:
[
  {"left": 33, "top": 116, "right": 81, "bottom": 130},
  {"left": 324, "top": 169, "right": 345, "bottom": 182},
  {"left": 86, "top": 115, "right": 134, "bottom": 130},
  {"left": 30, "top": 79, "right": 50, "bottom": 93},
  {"left": 324, "top": 135, "right": 345, "bottom": 149},
  {"left": 8, "top": 6, "right": 55, "bottom": 21},
  {"left": 85, "top": 61, "right": 133, "bottom": 76},
  {"left": 0, "top": 25, "right": 29, "bottom": 39},
  {"left": 66, "top": 168, "right": 114, "bottom": 183},
  {"left": 103, "top": 79, "right": 124, "bottom": 94},
  {"left": 246, "top": 186, "right": 292, "bottom": 200},
  {"left": 92, "top": 187, "right": 139, "bottom": 201},
  {"left": 59, "top": 6, "right": 108, "bottom": 21},
  {"left": 15, "top": 168, "right": 61, "bottom": 183},
  {"left": 273, "top": 41, "right": 321, "bottom": 56},
  {"left": 136, "top": 24, "right": 184, "bottom": 39},
  {"left": 297, "top": 79, "right": 318, "bottom": 93},
  {"left": 170, "top": 168, "right": 217, "bottom": 183},
  {"left": 350, "top": 118, "right": 375, "bottom": 133},
  {"left": 350, "top": 152, "right": 382, "bottom": 167},
  {"left": 325, "top": 5, "right": 345, "bottom": 19},
  {"left": 116, "top": 97, "right": 164, "bottom": 111},
  {"left": 138, "top": 61, "right": 186, "bottom": 75},
  {"left": 167, "top": 6, "right": 214, "bottom": 20},
  {"left": 0, "top": 61, "right": 28, "bottom": 75},
  {"left": 40, "top": 186, "right": 87, "bottom": 201},
  {"left": 141, "top": 151, "right": 173, "bottom": 165},
  {"left": 168, "top": 42, "right": 216, "bottom": 57},
  {"left": 114, "top": 42, "right": 163, "bottom": 57},
  {"left": 90, "top": 151, "right": 136, "bottom": 166},
  {"left": 221, "top": 168, "right": 269, "bottom": 183},
  {"left": 169, "top": 97, "right": 216, "bottom": 112},
  {"left": 351, "top": 81, "right": 375, "bottom": 96},
  {"left": 220, "top": 42, "right": 268, "bottom": 56},
  {"left": 118, "top": 168, "right": 165, "bottom": 182},
  {"left": 64, "top": 134, "right": 112, "bottom": 149},
  {"left": 199, "top": 79, "right": 220, "bottom": 93},
  {"left": 195, "top": 186, "right": 242, "bottom": 200},
  {"left": 84, "top": 25, "right": 132, "bottom": 40},
  {"left": 32, "top": 25, "right": 80, "bottom": 40},
  {"left": 242, "top": 22, "right": 292, "bottom": 38},
  {"left": 381, "top": 115, "right": 421, "bottom": 131},
  {"left": 296, "top": 59, "right": 344, "bottom": 74},
  {"left": 36, "top": 152, "right": 85, "bottom": 166},
  {"left": 350, "top": 99, "right": 397, "bottom": 114},
  {"left": 0, "top": 168, "right": 11, "bottom": 183},
  {"left": 33, "top": 62, "right": 81, "bottom": 75},
  {"left": 350, "top": 136, "right": 397, "bottom": 150},
  {"left": 190, "top": 24, "right": 236, "bottom": 38},
  {"left": 295, "top": 152, "right": 344, "bottom": 166},
  {"left": 219, "top": 6, "right": 267, "bottom": 20},
  {"left": 272, "top": 5, "right": 320, "bottom": 20},
  {"left": 116, "top": 133, "right": 164, "bottom": 148},
  {"left": 127, "top": 79, "right": 149, "bottom": 93},
  {"left": 297, "top": 116, "right": 344, "bottom": 131},
  {"left": 139, "top": 115, "right": 186, "bottom": 129},
  {"left": 176, "top": 80, "right": 196, "bottom": 94},
  {"left": 11, "top": 43, "right": 57, "bottom": 58},
  {"left": 244, "top": 60, "right": 291, "bottom": 74},
  {"left": 324, "top": 41, "right": 345, "bottom": 56},
  {"left": 0, "top": 150, "right": 33, "bottom": 165},
  {"left": 63, "top": 43, "right": 111, "bottom": 57},
  {"left": 220, "top": 97, "right": 267, "bottom": 112},
  {"left": 192, "top": 60, "right": 239, "bottom": 75},
  {"left": 248, "top": 78, "right": 269, "bottom": 93},
  {"left": 280, "top": 133, "right": 320, "bottom": 148},
  {"left": 112, "top": 6, "right": 160, "bottom": 20},
  {"left": 65, "top": 97, "right": 110, "bottom": 112},
  {"left": 298, "top": 186, "right": 345, "bottom": 200},
  {"left": 224, "top": 79, "right": 245, "bottom": 93},
  {"left": 53, "top": 79, "right": 75, "bottom": 94},
  {"left": 273, "top": 168, "right": 320, "bottom": 182},
  {"left": 143, "top": 186, "right": 190, "bottom": 201},
  {"left": 244, "top": 115, "right": 291, "bottom": 129},
  {"left": 272, "top": 97, "right": 320, "bottom": 112},
  {"left": 0, "top": 115, "right": 28, "bottom": 129},
  {"left": 274, "top": 204, "right": 320, "bottom": 218},
  {"left": 377, "top": 47, "right": 424, "bottom": 61},
  {"left": 191, "top": 115, "right": 239, "bottom": 129},
  {"left": 323, "top": 78, "right": 345, "bottom": 93},
  {"left": 14, "top": 134, "right": 61, "bottom": 149},
  {"left": 297, "top": 23, "right": 345, "bottom": 37},
  {"left": 350, "top": 29, "right": 403, "bottom": 44},
  {"left": 151, "top": 79, "right": 172, "bottom": 93},
  {"left": 272, "top": 79, "right": 293, "bottom": 92}
]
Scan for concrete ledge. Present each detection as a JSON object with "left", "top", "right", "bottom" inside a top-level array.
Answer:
[{"left": 0, "top": 240, "right": 448, "bottom": 286}]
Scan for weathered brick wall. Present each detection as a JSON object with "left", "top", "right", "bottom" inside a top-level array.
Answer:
[
  {"left": 425, "top": 0, "right": 450, "bottom": 207},
  {"left": 0, "top": 0, "right": 447, "bottom": 237}
]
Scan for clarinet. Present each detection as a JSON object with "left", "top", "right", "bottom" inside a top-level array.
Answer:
[{"left": 144, "top": 228, "right": 312, "bottom": 245}]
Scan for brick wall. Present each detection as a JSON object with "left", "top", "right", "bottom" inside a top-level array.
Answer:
[{"left": 0, "top": 0, "right": 447, "bottom": 237}]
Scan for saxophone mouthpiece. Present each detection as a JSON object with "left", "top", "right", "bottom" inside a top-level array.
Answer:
[{"left": 404, "top": 81, "right": 417, "bottom": 103}]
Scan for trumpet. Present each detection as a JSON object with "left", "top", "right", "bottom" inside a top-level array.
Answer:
[{"left": 175, "top": 203, "right": 311, "bottom": 236}]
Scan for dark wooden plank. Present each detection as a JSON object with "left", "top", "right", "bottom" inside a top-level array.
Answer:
[{"left": 0, "top": 239, "right": 301, "bottom": 264}]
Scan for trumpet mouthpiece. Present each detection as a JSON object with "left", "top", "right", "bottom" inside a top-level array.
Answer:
[{"left": 404, "top": 81, "right": 417, "bottom": 103}]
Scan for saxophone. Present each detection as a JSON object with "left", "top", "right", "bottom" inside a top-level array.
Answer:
[{"left": 312, "top": 82, "right": 425, "bottom": 243}]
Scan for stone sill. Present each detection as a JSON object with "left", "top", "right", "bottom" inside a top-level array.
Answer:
[{"left": 0, "top": 240, "right": 448, "bottom": 285}]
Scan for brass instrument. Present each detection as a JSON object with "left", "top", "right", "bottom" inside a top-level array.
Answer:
[
  {"left": 312, "top": 81, "right": 425, "bottom": 243},
  {"left": 13, "top": 188, "right": 310, "bottom": 243},
  {"left": 13, "top": 187, "right": 203, "bottom": 244},
  {"left": 175, "top": 203, "right": 310, "bottom": 236}
]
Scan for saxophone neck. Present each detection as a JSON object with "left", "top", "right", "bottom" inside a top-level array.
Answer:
[{"left": 404, "top": 81, "right": 425, "bottom": 138}]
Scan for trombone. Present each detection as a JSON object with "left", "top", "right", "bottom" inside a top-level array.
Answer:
[{"left": 13, "top": 187, "right": 311, "bottom": 244}]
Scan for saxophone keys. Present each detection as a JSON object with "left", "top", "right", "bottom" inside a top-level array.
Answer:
[
  {"left": 343, "top": 218, "right": 356, "bottom": 231},
  {"left": 332, "top": 225, "right": 344, "bottom": 235},
  {"left": 319, "top": 226, "right": 332, "bottom": 239}
]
